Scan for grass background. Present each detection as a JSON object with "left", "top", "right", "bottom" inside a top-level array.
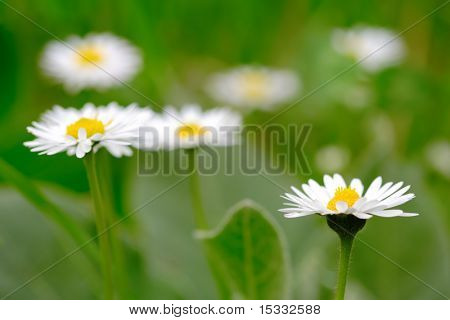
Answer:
[{"left": 0, "top": 0, "right": 449, "bottom": 299}]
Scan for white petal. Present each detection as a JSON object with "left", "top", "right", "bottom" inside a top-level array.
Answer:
[
  {"left": 283, "top": 212, "right": 316, "bottom": 218},
  {"left": 372, "top": 181, "right": 393, "bottom": 199},
  {"left": 381, "top": 193, "right": 415, "bottom": 208},
  {"left": 335, "top": 201, "right": 348, "bottom": 213},
  {"left": 308, "top": 179, "right": 330, "bottom": 203},
  {"left": 376, "top": 181, "right": 403, "bottom": 201},
  {"left": 323, "top": 174, "right": 336, "bottom": 196},
  {"left": 399, "top": 212, "right": 419, "bottom": 217},
  {"left": 364, "top": 176, "right": 382, "bottom": 199},
  {"left": 333, "top": 173, "right": 347, "bottom": 188},
  {"left": 78, "top": 128, "right": 87, "bottom": 140},
  {"left": 352, "top": 212, "right": 373, "bottom": 219},
  {"left": 350, "top": 178, "right": 364, "bottom": 195},
  {"left": 370, "top": 209, "right": 405, "bottom": 217},
  {"left": 75, "top": 144, "right": 86, "bottom": 158}
]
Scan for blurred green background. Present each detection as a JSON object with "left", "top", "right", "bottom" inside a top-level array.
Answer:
[{"left": 0, "top": 0, "right": 449, "bottom": 299}]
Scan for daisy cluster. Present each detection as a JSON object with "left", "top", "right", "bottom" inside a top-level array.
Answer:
[
  {"left": 28, "top": 28, "right": 416, "bottom": 220},
  {"left": 25, "top": 103, "right": 242, "bottom": 158}
]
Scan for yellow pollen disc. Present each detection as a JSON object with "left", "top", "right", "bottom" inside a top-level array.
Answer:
[
  {"left": 177, "top": 123, "right": 206, "bottom": 139},
  {"left": 66, "top": 118, "right": 105, "bottom": 139},
  {"left": 76, "top": 45, "right": 104, "bottom": 66},
  {"left": 241, "top": 72, "right": 268, "bottom": 99},
  {"left": 327, "top": 187, "right": 360, "bottom": 211}
]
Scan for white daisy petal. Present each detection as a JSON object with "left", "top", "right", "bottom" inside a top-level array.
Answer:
[
  {"left": 335, "top": 201, "right": 349, "bottom": 213},
  {"left": 364, "top": 176, "right": 382, "bottom": 199},
  {"left": 376, "top": 181, "right": 403, "bottom": 201},
  {"left": 333, "top": 173, "right": 347, "bottom": 188},
  {"left": 380, "top": 193, "right": 415, "bottom": 208},
  {"left": 399, "top": 212, "right": 419, "bottom": 217},
  {"left": 350, "top": 178, "right": 364, "bottom": 195},
  {"left": 352, "top": 212, "right": 373, "bottom": 219},
  {"left": 283, "top": 212, "right": 316, "bottom": 218},
  {"left": 323, "top": 174, "right": 336, "bottom": 196},
  {"left": 370, "top": 210, "right": 406, "bottom": 217}
]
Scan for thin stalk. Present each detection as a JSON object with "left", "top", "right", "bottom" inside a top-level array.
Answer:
[
  {"left": 186, "top": 148, "right": 230, "bottom": 298},
  {"left": 96, "top": 151, "right": 129, "bottom": 298},
  {"left": 84, "top": 153, "right": 115, "bottom": 299},
  {"left": 186, "top": 149, "right": 208, "bottom": 230},
  {"left": 334, "top": 235, "right": 354, "bottom": 300}
]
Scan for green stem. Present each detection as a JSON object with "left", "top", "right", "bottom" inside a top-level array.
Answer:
[
  {"left": 186, "top": 149, "right": 208, "bottom": 230},
  {"left": 186, "top": 148, "right": 231, "bottom": 298},
  {"left": 96, "top": 151, "right": 129, "bottom": 298},
  {"left": 335, "top": 235, "right": 354, "bottom": 300},
  {"left": 84, "top": 153, "right": 115, "bottom": 299}
]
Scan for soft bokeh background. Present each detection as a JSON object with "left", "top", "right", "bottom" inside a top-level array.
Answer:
[{"left": 0, "top": 0, "right": 449, "bottom": 299}]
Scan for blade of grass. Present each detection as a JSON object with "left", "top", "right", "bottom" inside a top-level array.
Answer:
[{"left": 0, "top": 157, "right": 99, "bottom": 269}]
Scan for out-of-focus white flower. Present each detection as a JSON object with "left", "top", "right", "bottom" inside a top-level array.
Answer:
[
  {"left": 315, "top": 145, "right": 350, "bottom": 172},
  {"left": 426, "top": 140, "right": 450, "bottom": 178},
  {"left": 368, "top": 113, "right": 395, "bottom": 151},
  {"left": 143, "top": 104, "right": 242, "bottom": 150},
  {"left": 332, "top": 26, "right": 405, "bottom": 72},
  {"left": 206, "top": 66, "right": 300, "bottom": 110},
  {"left": 280, "top": 174, "right": 417, "bottom": 220},
  {"left": 40, "top": 33, "right": 142, "bottom": 92},
  {"left": 25, "top": 102, "right": 152, "bottom": 158}
]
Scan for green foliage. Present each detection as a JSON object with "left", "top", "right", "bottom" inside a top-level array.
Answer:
[{"left": 197, "top": 200, "right": 290, "bottom": 299}]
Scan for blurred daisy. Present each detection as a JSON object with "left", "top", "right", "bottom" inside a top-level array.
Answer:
[
  {"left": 315, "top": 145, "right": 350, "bottom": 172},
  {"left": 206, "top": 66, "right": 300, "bottom": 110},
  {"left": 426, "top": 140, "right": 450, "bottom": 178},
  {"left": 280, "top": 174, "right": 417, "bottom": 220},
  {"left": 25, "top": 102, "right": 152, "bottom": 158},
  {"left": 40, "top": 33, "right": 142, "bottom": 92},
  {"left": 144, "top": 104, "right": 242, "bottom": 150},
  {"left": 332, "top": 26, "right": 405, "bottom": 72}
]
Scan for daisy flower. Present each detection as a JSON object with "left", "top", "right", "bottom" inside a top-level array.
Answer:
[
  {"left": 25, "top": 102, "right": 153, "bottom": 158},
  {"left": 144, "top": 104, "right": 242, "bottom": 150},
  {"left": 331, "top": 26, "right": 405, "bottom": 72},
  {"left": 206, "top": 66, "right": 300, "bottom": 110},
  {"left": 280, "top": 174, "right": 418, "bottom": 220},
  {"left": 40, "top": 33, "right": 142, "bottom": 92}
]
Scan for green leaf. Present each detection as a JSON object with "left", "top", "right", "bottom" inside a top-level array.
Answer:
[{"left": 197, "top": 200, "right": 290, "bottom": 299}]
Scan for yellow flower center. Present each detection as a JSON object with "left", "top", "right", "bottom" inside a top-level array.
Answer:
[
  {"left": 241, "top": 71, "right": 268, "bottom": 100},
  {"left": 66, "top": 118, "right": 105, "bottom": 139},
  {"left": 177, "top": 123, "right": 206, "bottom": 139},
  {"left": 76, "top": 45, "right": 104, "bottom": 66},
  {"left": 327, "top": 187, "right": 360, "bottom": 211}
]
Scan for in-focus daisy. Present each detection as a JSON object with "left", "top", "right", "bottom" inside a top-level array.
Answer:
[
  {"left": 144, "top": 104, "right": 242, "bottom": 150},
  {"left": 25, "top": 102, "right": 152, "bottom": 158},
  {"left": 40, "top": 33, "right": 142, "bottom": 92},
  {"left": 331, "top": 26, "right": 405, "bottom": 72},
  {"left": 280, "top": 174, "right": 417, "bottom": 220},
  {"left": 206, "top": 66, "right": 300, "bottom": 110}
]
